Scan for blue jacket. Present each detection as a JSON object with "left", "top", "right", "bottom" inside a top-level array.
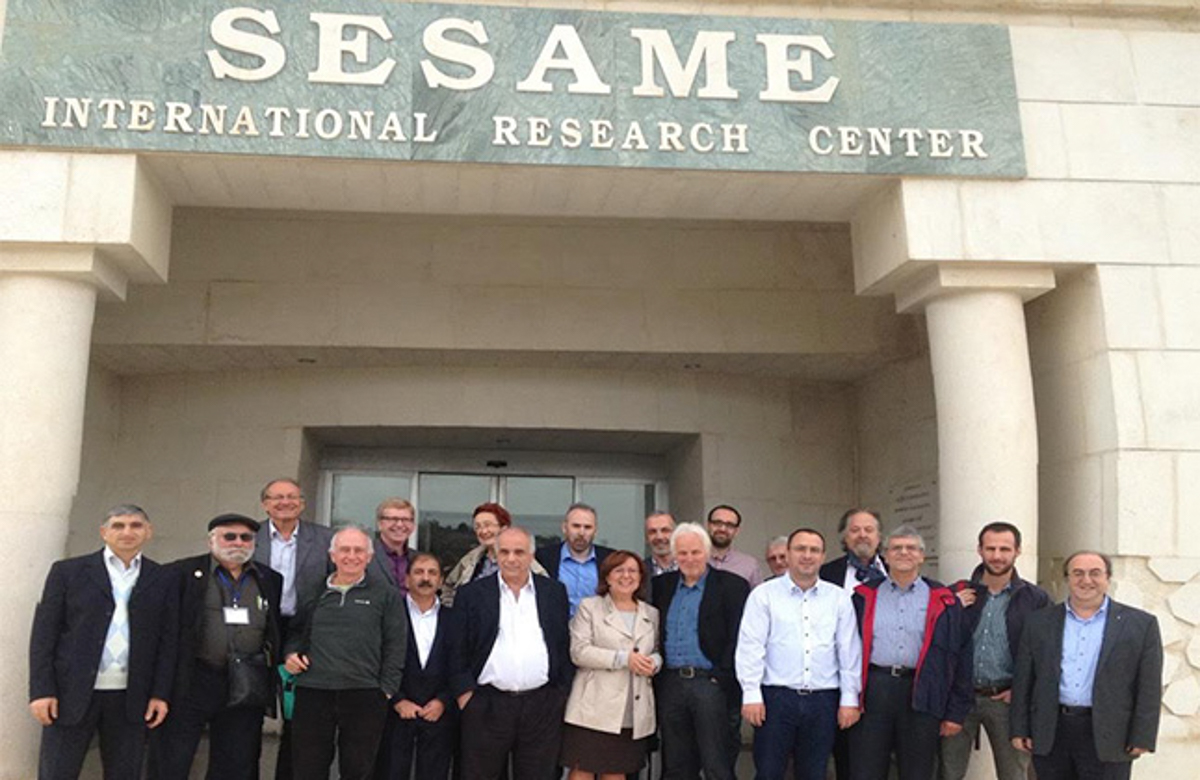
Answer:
[{"left": 853, "top": 577, "right": 974, "bottom": 723}]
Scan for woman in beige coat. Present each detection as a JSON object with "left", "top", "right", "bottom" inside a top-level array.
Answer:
[{"left": 561, "top": 550, "right": 662, "bottom": 780}]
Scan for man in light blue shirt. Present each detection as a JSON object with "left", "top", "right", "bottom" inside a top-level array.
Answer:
[
  {"left": 737, "top": 528, "right": 861, "bottom": 780},
  {"left": 534, "top": 503, "right": 614, "bottom": 616},
  {"left": 1011, "top": 551, "right": 1163, "bottom": 780}
]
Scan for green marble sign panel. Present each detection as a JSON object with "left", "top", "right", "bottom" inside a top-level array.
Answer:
[{"left": 0, "top": 1, "right": 1026, "bottom": 177}]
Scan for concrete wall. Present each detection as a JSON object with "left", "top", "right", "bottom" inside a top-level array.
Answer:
[
  {"left": 1016, "top": 23, "right": 1200, "bottom": 768},
  {"left": 68, "top": 366, "right": 861, "bottom": 565}
]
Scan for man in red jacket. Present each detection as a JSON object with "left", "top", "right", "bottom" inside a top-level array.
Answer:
[{"left": 850, "top": 524, "right": 973, "bottom": 780}]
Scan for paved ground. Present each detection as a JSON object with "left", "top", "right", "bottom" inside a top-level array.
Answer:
[{"left": 77, "top": 733, "right": 762, "bottom": 779}]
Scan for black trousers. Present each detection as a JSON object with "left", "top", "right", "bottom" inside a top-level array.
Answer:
[
  {"left": 292, "top": 686, "right": 390, "bottom": 780},
  {"left": 375, "top": 702, "right": 456, "bottom": 780},
  {"left": 848, "top": 670, "right": 940, "bottom": 780},
  {"left": 39, "top": 690, "right": 145, "bottom": 780},
  {"left": 459, "top": 684, "right": 566, "bottom": 780},
  {"left": 1032, "top": 711, "right": 1134, "bottom": 780},
  {"left": 147, "top": 664, "right": 265, "bottom": 780},
  {"left": 657, "top": 671, "right": 739, "bottom": 780}
]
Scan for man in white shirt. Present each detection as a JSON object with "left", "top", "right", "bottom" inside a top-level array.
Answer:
[
  {"left": 29, "top": 505, "right": 177, "bottom": 780},
  {"left": 377, "top": 552, "right": 456, "bottom": 779},
  {"left": 737, "top": 528, "right": 862, "bottom": 780},
  {"left": 450, "top": 526, "right": 572, "bottom": 780}
]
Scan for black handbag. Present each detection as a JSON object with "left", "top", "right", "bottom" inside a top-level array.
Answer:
[{"left": 227, "top": 651, "right": 272, "bottom": 709}]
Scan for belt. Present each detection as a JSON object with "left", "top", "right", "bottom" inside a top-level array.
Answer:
[
  {"left": 794, "top": 688, "right": 838, "bottom": 696},
  {"left": 480, "top": 684, "right": 546, "bottom": 698},
  {"left": 869, "top": 664, "right": 915, "bottom": 678},
  {"left": 1059, "top": 705, "right": 1092, "bottom": 716},
  {"left": 975, "top": 684, "right": 1012, "bottom": 697},
  {"left": 666, "top": 666, "right": 713, "bottom": 679}
]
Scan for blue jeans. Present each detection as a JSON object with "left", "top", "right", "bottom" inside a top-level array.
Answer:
[{"left": 752, "top": 686, "right": 838, "bottom": 780}]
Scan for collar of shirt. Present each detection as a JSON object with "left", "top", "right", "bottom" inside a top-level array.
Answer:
[
  {"left": 680, "top": 568, "right": 709, "bottom": 591},
  {"left": 406, "top": 593, "right": 439, "bottom": 618},
  {"left": 786, "top": 576, "right": 823, "bottom": 596},
  {"left": 885, "top": 576, "right": 921, "bottom": 593},
  {"left": 560, "top": 542, "right": 595, "bottom": 565},
  {"left": 1066, "top": 595, "right": 1110, "bottom": 623},
  {"left": 326, "top": 572, "right": 365, "bottom": 589},
  {"left": 498, "top": 570, "right": 537, "bottom": 599},
  {"left": 103, "top": 547, "right": 142, "bottom": 575},
  {"left": 383, "top": 542, "right": 407, "bottom": 561},
  {"left": 269, "top": 522, "right": 298, "bottom": 543}
]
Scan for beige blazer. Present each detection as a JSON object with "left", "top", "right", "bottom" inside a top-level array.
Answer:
[{"left": 564, "top": 594, "right": 660, "bottom": 739}]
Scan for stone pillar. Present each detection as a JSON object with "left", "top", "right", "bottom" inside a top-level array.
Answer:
[
  {"left": 895, "top": 265, "right": 1055, "bottom": 580},
  {"left": 0, "top": 152, "right": 171, "bottom": 778}
]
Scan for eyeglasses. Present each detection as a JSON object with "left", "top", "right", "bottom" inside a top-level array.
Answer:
[
  {"left": 265, "top": 494, "right": 303, "bottom": 502},
  {"left": 1068, "top": 569, "right": 1107, "bottom": 580},
  {"left": 379, "top": 516, "right": 415, "bottom": 525},
  {"left": 219, "top": 532, "right": 256, "bottom": 543},
  {"left": 474, "top": 521, "right": 500, "bottom": 532}
]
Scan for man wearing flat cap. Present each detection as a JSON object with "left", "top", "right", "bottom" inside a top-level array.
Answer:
[{"left": 147, "top": 514, "right": 283, "bottom": 780}]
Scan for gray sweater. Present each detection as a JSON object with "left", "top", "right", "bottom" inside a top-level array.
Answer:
[{"left": 285, "top": 572, "right": 406, "bottom": 696}]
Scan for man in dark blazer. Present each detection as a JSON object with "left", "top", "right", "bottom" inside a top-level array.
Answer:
[
  {"left": 818, "top": 508, "right": 887, "bottom": 591},
  {"left": 29, "top": 504, "right": 178, "bottom": 780},
  {"left": 651, "top": 522, "right": 750, "bottom": 780},
  {"left": 148, "top": 514, "right": 283, "bottom": 780},
  {"left": 451, "top": 526, "right": 572, "bottom": 780},
  {"left": 376, "top": 552, "right": 457, "bottom": 780},
  {"left": 535, "top": 502, "right": 615, "bottom": 617},
  {"left": 1011, "top": 550, "right": 1163, "bottom": 780},
  {"left": 253, "top": 478, "right": 334, "bottom": 780}
]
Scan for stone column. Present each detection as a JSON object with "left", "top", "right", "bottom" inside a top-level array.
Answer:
[
  {"left": 0, "top": 152, "right": 171, "bottom": 778},
  {"left": 895, "top": 265, "right": 1055, "bottom": 580}
]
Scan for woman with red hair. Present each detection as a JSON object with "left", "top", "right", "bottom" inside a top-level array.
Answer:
[{"left": 441, "top": 502, "right": 546, "bottom": 606}]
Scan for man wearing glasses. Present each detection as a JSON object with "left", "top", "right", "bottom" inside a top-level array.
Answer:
[
  {"left": 367, "top": 498, "right": 417, "bottom": 597},
  {"left": 148, "top": 514, "right": 283, "bottom": 780},
  {"left": 849, "top": 525, "right": 973, "bottom": 780},
  {"left": 252, "top": 478, "right": 335, "bottom": 780},
  {"left": 706, "top": 504, "right": 764, "bottom": 588},
  {"left": 1010, "top": 551, "right": 1162, "bottom": 780}
]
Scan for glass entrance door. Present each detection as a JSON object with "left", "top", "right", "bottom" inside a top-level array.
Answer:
[{"left": 323, "top": 469, "right": 665, "bottom": 568}]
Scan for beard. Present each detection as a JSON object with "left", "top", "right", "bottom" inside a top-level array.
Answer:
[{"left": 984, "top": 560, "right": 1014, "bottom": 576}]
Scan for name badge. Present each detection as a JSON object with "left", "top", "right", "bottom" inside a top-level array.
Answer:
[{"left": 224, "top": 606, "right": 250, "bottom": 625}]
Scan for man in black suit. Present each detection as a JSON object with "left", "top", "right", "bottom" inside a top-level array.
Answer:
[
  {"left": 651, "top": 522, "right": 750, "bottom": 780},
  {"left": 451, "top": 526, "right": 572, "bottom": 780},
  {"left": 1011, "top": 550, "right": 1163, "bottom": 780},
  {"left": 535, "top": 502, "right": 614, "bottom": 617},
  {"left": 376, "top": 552, "right": 456, "bottom": 780},
  {"left": 29, "top": 504, "right": 178, "bottom": 780},
  {"left": 148, "top": 514, "right": 283, "bottom": 780}
]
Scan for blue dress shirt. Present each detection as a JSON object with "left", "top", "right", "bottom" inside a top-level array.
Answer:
[
  {"left": 664, "top": 570, "right": 713, "bottom": 669},
  {"left": 558, "top": 543, "right": 599, "bottom": 617},
  {"left": 1059, "top": 597, "right": 1109, "bottom": 707},
  {"left": 869, "top": 577, "right": 930, "bottom": 668}
]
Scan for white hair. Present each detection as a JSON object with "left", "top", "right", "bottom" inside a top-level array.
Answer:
[{"left": 670, "top": 522, "right": 712, "bottom": 557}]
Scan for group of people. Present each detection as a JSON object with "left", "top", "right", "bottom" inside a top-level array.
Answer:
[{"left": 30, "top": 480, "right": 1163, "bottom": 780}]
